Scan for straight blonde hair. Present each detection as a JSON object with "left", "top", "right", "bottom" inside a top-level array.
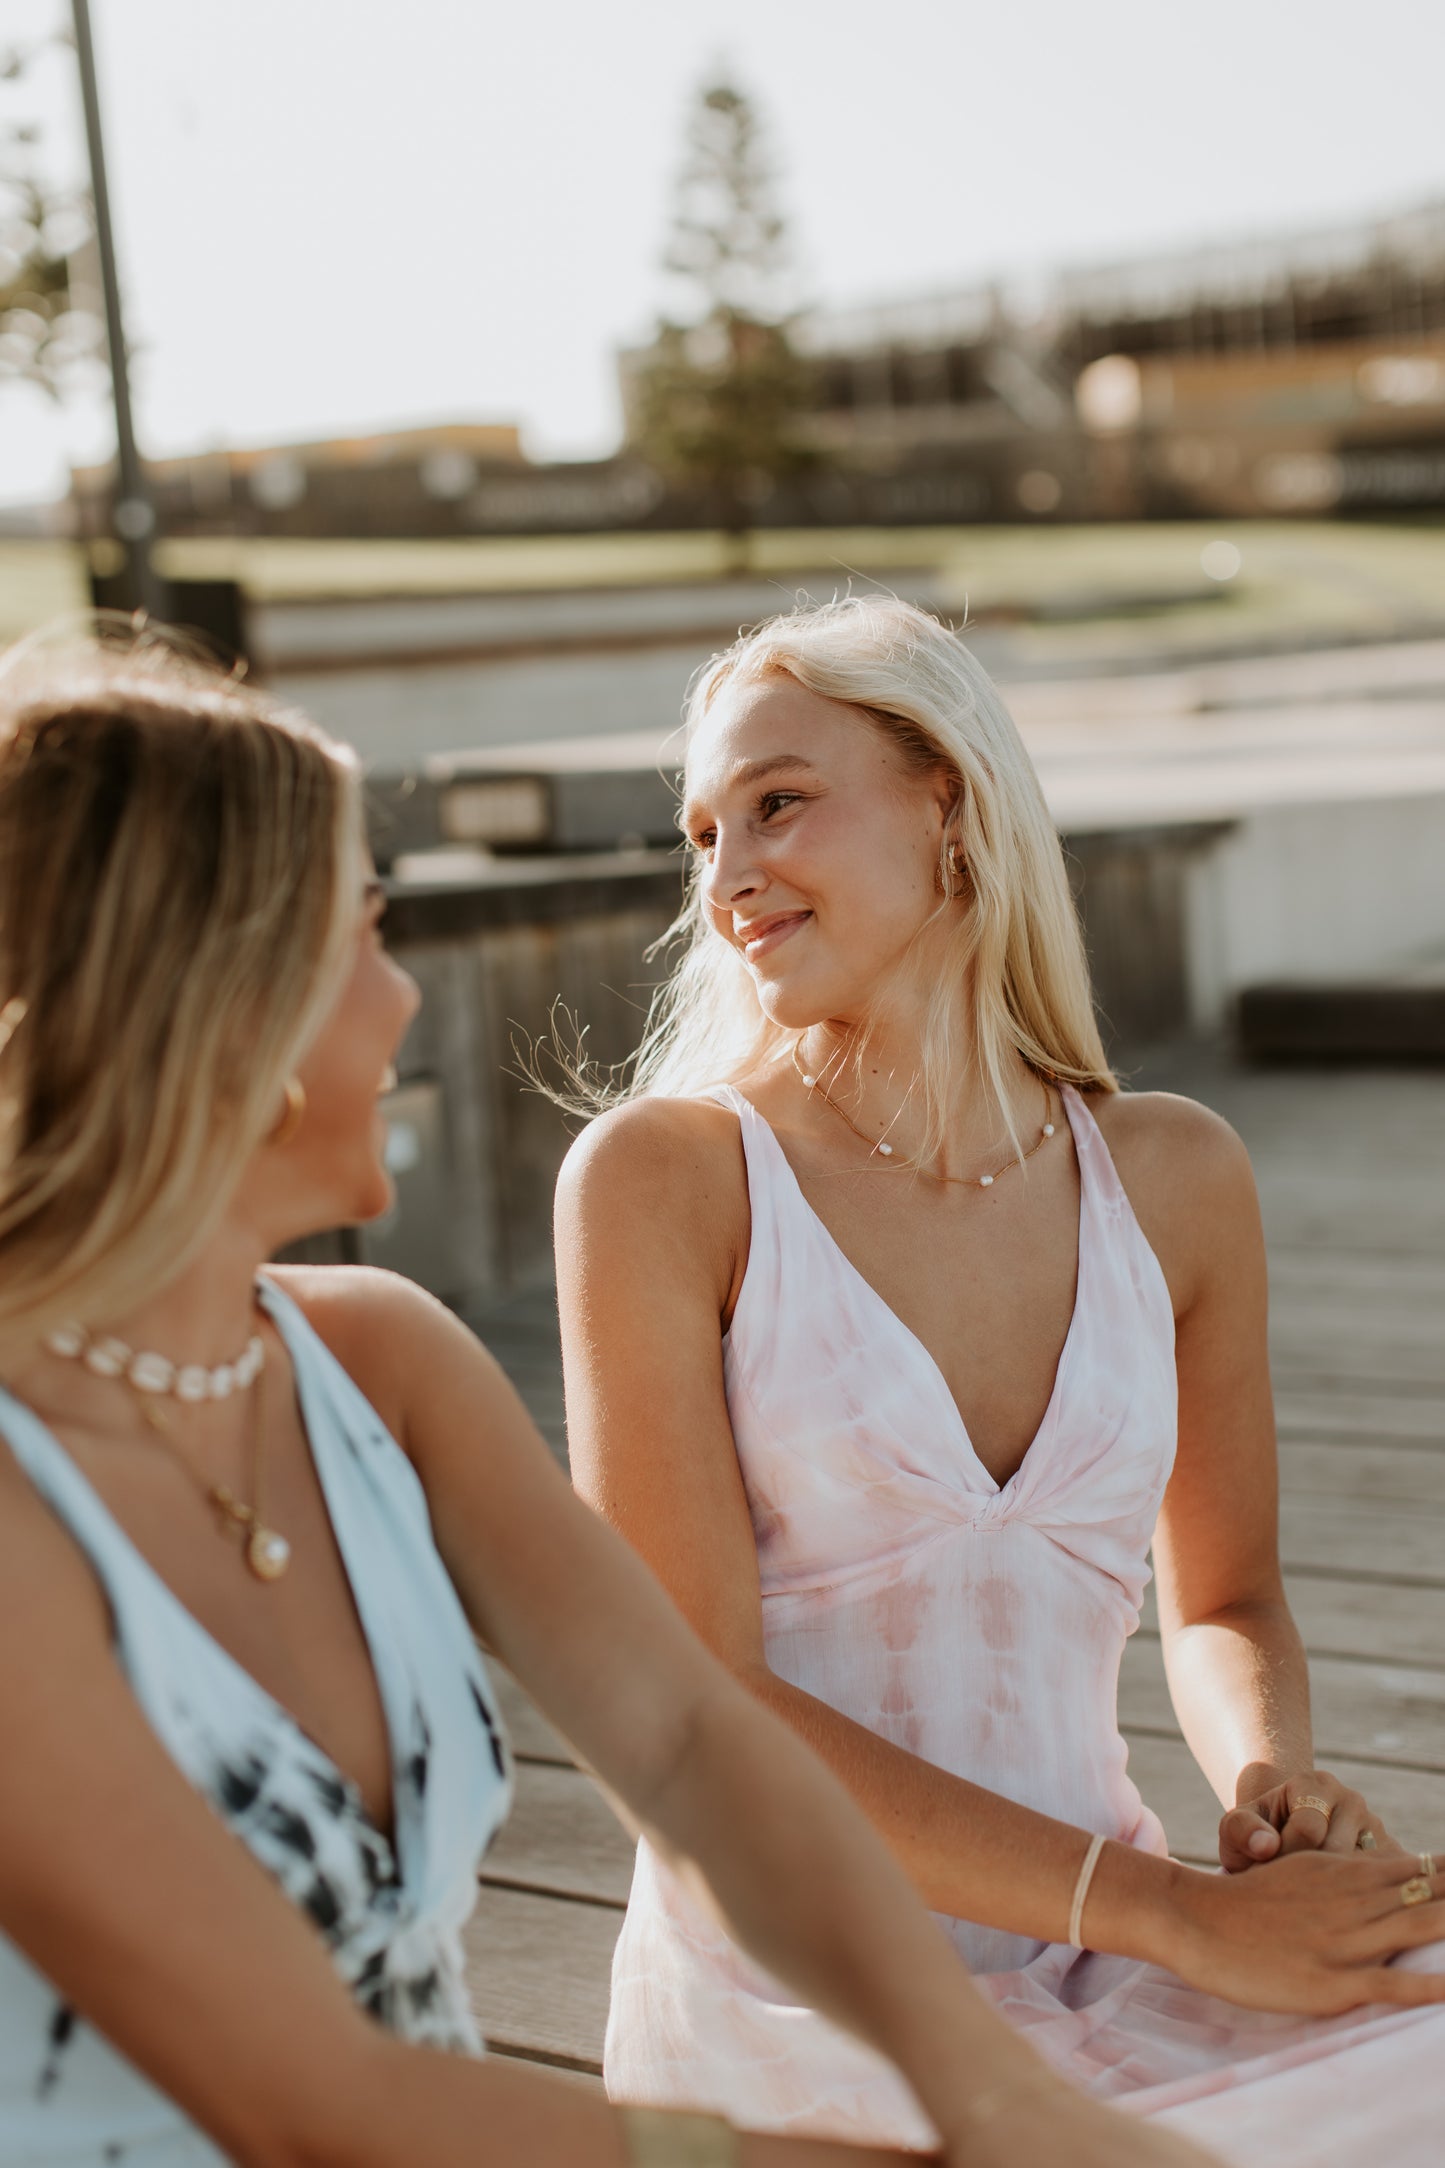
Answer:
[
  {"left": 0, "top": 622, "right": 363, "bottom": 1362},
  {"left": 559, "top": 595, "right": 1114, "bottom": 1155}
]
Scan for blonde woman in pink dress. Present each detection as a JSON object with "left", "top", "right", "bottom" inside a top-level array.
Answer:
[{"left": 556, "top": 597, "right": 1445, "bottom": 2166}]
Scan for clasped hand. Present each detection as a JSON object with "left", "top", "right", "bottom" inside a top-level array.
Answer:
[{"left": 1219, "top": 1765, "right": 1402, "bottom": 1873}]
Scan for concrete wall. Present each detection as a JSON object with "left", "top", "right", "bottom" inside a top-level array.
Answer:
[{"left": 1183, "top": 791, "right": 1445, "bottom": 1030}]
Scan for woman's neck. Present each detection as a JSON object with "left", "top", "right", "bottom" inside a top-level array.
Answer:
[
  {"left": 797, "top": 1005, "right": 1046, "bottom": 1185},
  {"left": 9, "top": 1218, "right": 270, "bottom": 1416}
]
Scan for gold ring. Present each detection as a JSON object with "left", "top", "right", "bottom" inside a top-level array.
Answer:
[
  {"left": 1400, "top": 1875, "right": 1435, "bottom": 1907},
  {"left": 1357, "top": 1830, "right": 1378, "bottom": 1851},
  {"left": 1294, "top": 1794, "right": 1334, "bottom": 1824}
]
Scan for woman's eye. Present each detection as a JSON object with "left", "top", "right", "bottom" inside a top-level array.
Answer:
[
  {"left": 689, "top": 829, "right": 716, "bottom": 853},
  {"left": 759, "top": 792, "right": 800, "bottom": 819}
]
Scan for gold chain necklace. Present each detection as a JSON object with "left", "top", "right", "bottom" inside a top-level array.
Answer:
[
  {"left": 791, "top": 1039, "right": 1057, "bottom": 1189},
  {"left": 126, "top": 1347, "right": 292, "bottom": 1583}
]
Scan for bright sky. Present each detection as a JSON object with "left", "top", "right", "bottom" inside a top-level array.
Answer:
[{"left": 3, "top": 0, "right": 1444, "bottom": 505}]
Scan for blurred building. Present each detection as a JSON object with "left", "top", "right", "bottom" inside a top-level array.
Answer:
[
  {"left": 71, "top": 420, "right": 534, "bottom": 540},
  {"left": 625, "top": 194, "right": 1445, "bottom": 524},
  {"left": 66, "top": 198, "right": 1445, "bottom": 539}
]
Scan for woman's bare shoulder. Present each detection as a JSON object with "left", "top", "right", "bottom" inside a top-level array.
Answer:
[
  {"left": 1088, "top": 1085, "right": 1251, "bottom": 1183},
  {"left": 1087, "top": 1088, "right": 1260, "bottom": 1300},
  {"left": 556, "top": 1097, "right": 751, "bottom": 1321},
  {"left": 264, "top": 1264, "right": 507, "bottom": 1446},
  {"left": 266, "top": 1261, "right": 451, "bottom": 1347},
  {"left": 557, "top": 1095, "right": 748, "bottom": 1218}
]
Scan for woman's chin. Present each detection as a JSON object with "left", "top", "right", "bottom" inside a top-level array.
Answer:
[{"left": 755, "top": 974, "right": 860, "bottom": 1033}]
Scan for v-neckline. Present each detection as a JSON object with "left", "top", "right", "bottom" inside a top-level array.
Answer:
[
  {"left": 732, "top": 1086, "right": 1089, "bottom": 1496},
  {"left": 0, "top": 1277, "right": 404, "bottom": 1863}
]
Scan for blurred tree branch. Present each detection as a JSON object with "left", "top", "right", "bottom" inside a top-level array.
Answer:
[{"left": 0, "top": 28, "right": 100, "bottom": 398}]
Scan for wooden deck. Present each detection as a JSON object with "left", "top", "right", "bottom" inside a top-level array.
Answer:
[{"left": 462, "top": 1055, "right": 1445, "bottom": 2081}]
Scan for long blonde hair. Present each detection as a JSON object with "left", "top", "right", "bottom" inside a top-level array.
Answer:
[
  {"left": 0, "top": 621, "right": 362, "bottom": 1359},
  {"left": 564, "top": 595, "right": 1114, "bottom": 1155}
]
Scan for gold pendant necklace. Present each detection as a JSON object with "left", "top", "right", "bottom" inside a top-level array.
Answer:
[
  {"left": 128, "top": 1340, "right": 291, "bottom": 1582},
  {"left": 791, "top": 1038, "right": 1057, "bottom": 1189}
]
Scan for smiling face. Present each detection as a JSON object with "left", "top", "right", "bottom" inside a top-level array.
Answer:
[
  {"left": 239, "top": 878, "right": 421, "bottom": 1248},
  {"left": 682, "top": 671, "right": 957, "bottom": 1032}
]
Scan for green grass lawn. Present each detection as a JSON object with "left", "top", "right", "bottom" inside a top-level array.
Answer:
[{"left": 7, "top": 519, "right": 1445, "bottom": 664}]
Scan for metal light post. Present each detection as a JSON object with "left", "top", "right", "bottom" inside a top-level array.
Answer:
[{"left": 70, "top": 0, "right": 163, "bottom": 616}]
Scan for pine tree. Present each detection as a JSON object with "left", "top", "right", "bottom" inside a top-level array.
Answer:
[{"left": 629, "top": 79, "right": 815, "bottom": 568}]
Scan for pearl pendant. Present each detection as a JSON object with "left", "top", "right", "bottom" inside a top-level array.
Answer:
[
  {"left": 877, "top": 1142, "right": 894, "bottom": 1157},
  {"left": 979, "top": 1173, "right": 994, "bottom": 1187},
  {"left": 247, "top": 1526, "right": 291, "bottom": 1581},
  {"left": 801, "top": 1074, "right": 816, "bottom": 1088},
  {"left": 1043, "top": 1122, "right": 1055, "bottom": 1137}
]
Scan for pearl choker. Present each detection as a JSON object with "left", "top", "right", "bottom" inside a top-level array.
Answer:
[{"left": 44, "top": 1319, "right": 265, "bottom": 1402}]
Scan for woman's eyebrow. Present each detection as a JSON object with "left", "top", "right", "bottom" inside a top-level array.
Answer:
[{"left": 681, "top": 754, "right": 816, "bottom": 832}]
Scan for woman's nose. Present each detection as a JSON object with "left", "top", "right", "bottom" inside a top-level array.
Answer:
[
  {"left": 702, "top": 830, "right": 762, "bottom": 912},
  {"left": 391, "top": 956, "right": 422, "bottom": 1027}
]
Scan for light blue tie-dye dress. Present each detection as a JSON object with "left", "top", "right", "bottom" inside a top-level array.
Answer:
[{"left": 0, "top": 1276, "right": 514, "bottom": 2166}]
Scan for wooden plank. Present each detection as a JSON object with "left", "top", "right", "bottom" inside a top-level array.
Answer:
[
  {"left": 1271, "top": 1289, "right": 1445, "bottom": 1355},
  {"left": 488, "top": 2052, "right": 604, "bottom": 2093},
  {"left": 464, "top": 1884, "right": 616, "bottom": 2071},
  {"left": 484, "top": 1761, "right": 634, "bottom": 1907},
  {"left": 1268, "top": 1251, "right": 1445, "bottom": 1303},
  {"left": 1254, "top": 1179, "right": 1445, "bottom": 1262},
  {"left": 1276, "top": 1388, "right": 1445, "bottom": 1443},
  {"left": 1269, "top": 1343, "right": 1445, "bottom": 1390},
  {"left": 1277, "top": 1440, "right": 1445, "bottom": 1508},
  {"left": 1121, "top": 1634, "right": 1445, "bottom": 1774},
  {"left": 1276, "top": 1571, "right": 1445, "bottom": 1669},
  {"left": 1123, "top": 1730, "right": 1445, "bottom": 1862},
  {"left": 1279, "top": 1495, "right": 1445, "bottom": 1583}
]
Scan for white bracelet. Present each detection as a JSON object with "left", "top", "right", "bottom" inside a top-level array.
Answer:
[{"left": 1068, "top": 1832, "right": 1107, "bottom": 1950}]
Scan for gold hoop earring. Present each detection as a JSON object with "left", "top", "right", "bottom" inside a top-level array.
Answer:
[
  {"left": 936, "top": 841, "right": 966, "bottom": 898},
  {"left": 268, "top": 1077, "right": 307, "bottom": 1148}
]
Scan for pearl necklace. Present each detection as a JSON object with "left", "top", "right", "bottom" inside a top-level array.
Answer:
[
  {"left": 44, "top": 1318, "right": 265, "bottom": 1401},
  {"left": 791, "top": 1039, "right": 1057, "bottom": 1188},
  {"left": 43, "top": 1299, "right": 290, "bottom": 1583}
]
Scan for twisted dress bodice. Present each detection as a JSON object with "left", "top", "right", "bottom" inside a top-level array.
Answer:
[{"left": 723, "top": 1081, "right": 1177, "bottom": 1974}]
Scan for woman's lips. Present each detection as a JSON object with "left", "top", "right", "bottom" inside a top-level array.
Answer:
[{"left": 740, "top": 912, "right": 811, "bottom": 961}]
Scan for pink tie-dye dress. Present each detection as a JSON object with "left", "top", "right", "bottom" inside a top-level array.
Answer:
[{"left": 604, "top": 1084, "right": 1445, "bottom": 2162}]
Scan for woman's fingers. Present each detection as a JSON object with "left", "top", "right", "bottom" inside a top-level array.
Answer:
[
  {"left": 1318, "top": 1794, "right": 1368, "bottom": 1855},
  {"left": 1347, "top": 1858, "right": 1445, "bottom": 1961},
  {"left": 1277, "top": 1776, "right": 1363, "bottom": 1855},
  {"left": 1353, "top": 1964, "right": 1445, "bottom": 2008},
  {"left": 1218, "top": 1804, "right": 1281, "bottom": 1871}
]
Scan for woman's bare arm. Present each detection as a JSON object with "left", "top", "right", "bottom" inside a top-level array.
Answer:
[
  {"left": 0, "top": 1455, "right": 648, "bottom": 2168},
  {"left": 299, "top": 1260, "right": 1233, "bottom": 2168},
  {"left": 0, "top": 1387, "right": 984, "bottom": 2168},
  {"left": 1109, "top": 1094, "right": 1392, "bottom": 1865},
  {"left": 554, "top": 1098, "right": 1445, "bottom": 2015},
  {"left": 302, "top": 1263, "right": 1069, "bottom": 2162}
]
